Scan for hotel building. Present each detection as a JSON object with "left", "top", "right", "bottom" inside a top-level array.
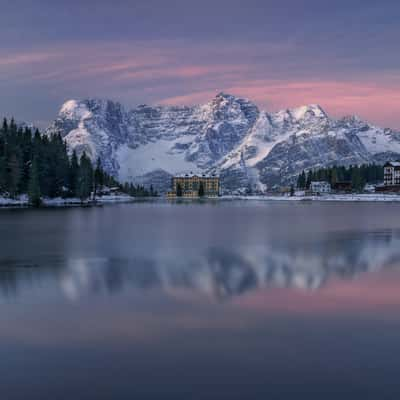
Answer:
[{"left": 167, "top": 173, "right": 220, "bottom": 198}]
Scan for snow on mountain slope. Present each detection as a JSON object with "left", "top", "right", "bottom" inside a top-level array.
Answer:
[
  {"left": 117, "top": 136, "right": 198, "bottom": 182},
  {"left": 46, "top": 93, "right": 400, "bottom": 193},
  {"left": 337, "top": 116, "right": 400, "bottom": 155}
]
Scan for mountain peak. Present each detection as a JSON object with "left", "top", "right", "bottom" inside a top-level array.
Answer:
[
  {"left": 214, "top": 92, "right": 251, "bottom": 104},
  {"left": 339, "top": 115, "right": 363, "bottom": 124},
  {"left": 216, "top": 91, "right": 236, "bottom": 99},
  {"left": 58, "top": 99, "right": 94, "bottom": 122},
  {"left": 290, "top": 104, "right": 327, "bottom": 120},
  {"left": 60, "top": 99, "right": 79, "bottom": 114}
]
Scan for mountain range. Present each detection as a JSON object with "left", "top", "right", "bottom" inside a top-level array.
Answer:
[{"left": 46, "top": 92, "right": 400, "bottom": 193}]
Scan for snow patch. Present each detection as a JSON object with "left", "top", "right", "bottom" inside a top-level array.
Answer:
[{"left": 116, "top": 138, "right": 200, "bottom": 182}]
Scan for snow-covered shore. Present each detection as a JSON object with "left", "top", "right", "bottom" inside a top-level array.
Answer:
[
  {"left": 3, "top": 193, "right": 400, "bottom": 208},
  {"left": 0, "top": 195, "right": 28, "bottom": 207},
  {"left": 0, "top": 194, "right": 135, "bottom": 208},
  {"left": 222, "top": 194, "right": 400, "bottom": 202}
]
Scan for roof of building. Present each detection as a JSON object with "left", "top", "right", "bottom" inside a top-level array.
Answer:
[
  {"left": 310, "top": 181, "right": 330, "bottom": 185},
  {"left": 385, "top": 161, "right": 400, "bottom": 167},
  {"left": 174, "top": 172, "right": 218, "bottom": 178}
]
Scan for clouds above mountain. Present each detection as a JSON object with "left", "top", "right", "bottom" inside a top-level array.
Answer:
[{"left": 1, "top": 0, "right": 400, "bottom": 128}]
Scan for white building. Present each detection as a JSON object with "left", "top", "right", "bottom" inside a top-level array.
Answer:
[
  {"left": 310, "top": 181, "right": 331, "bottom": 194},
  {"left": 384, "top": 161, "right": 400, "bottom": 186}
]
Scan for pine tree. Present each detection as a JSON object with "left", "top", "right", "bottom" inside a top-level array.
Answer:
[
  {"left": 331, "top": 168, "right": 338, "bottom": 187},
  {"left": 52, "top": 134, "right": 69, "bottom": 197},
  {"left": 77, "top": 152, "right": 93, "bottom": 200},
  {"left": 28, "top": 157, "right": 41, "bottom": 207},
  {"left": 2, "top": 118, "right": 8, "bottom": 133},
  {"left": 0, "top": 130, "right": 5, "bottom": 193},
  {"left": 94, "top": 158, "right": 104, "bottom": 198},
  {"left": 6, "top": 153, "right": 21, "bottom": 198},
  {"left": 306, "top": 171, "right": 312, "bottom": 189},
  {"left": 68, "top": 150, "right": 79, "bottom": 197},
  {"left": 297, "top": 170, "right": 306, "bottom": 188},
  {"left": 351, "top": 166, "right": 363, "bottom": 191}
]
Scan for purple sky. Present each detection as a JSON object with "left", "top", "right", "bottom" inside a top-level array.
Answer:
[{"left": 1, "top": 0, "right": 400, "bottom": 129}]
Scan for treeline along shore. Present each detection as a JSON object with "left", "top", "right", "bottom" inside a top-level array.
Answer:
[
  {"left": 0, "top": 118, "right": 155, "bottom": 207},
  {"left": 296, "top": 164, "right": 384, "bottom": 190}
]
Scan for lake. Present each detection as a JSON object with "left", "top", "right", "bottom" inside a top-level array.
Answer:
[{"left": 1, "top": 200, "right": 400, "bottom": 399}]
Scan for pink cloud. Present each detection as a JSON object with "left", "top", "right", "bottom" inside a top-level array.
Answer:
[
  {"left": 0, "top": 52, "right": 58, "bottom": 67},
  {"left": 114, "top": 64, "right": 247, "bottom": 82},
  {"left": 157, "top": 90, "right": 222, "bottom": 106},
  {"left": 3, "top": 41, "right": 400, "bottom": 129},
  {"left": 159, "top": 79, "right": 400, "bottom": 129}
]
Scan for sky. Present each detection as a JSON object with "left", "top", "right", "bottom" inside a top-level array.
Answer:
[{"left": 0, "top": 0, "right": 400, "bottom": 129}]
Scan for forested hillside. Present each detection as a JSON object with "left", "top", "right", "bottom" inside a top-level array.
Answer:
[
  {"left": 0, "top": 118, "right": 150, "bottom": 206},
  {"left": 296, "top": 164, "right": 384, "bottom": 191}
]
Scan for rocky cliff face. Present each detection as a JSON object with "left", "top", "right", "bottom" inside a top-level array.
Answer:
[{"left": 46, "top": 93, "right": 400, "bottom": 193}]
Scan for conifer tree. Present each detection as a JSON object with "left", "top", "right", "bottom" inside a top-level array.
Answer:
[
  {"left": 331, "top": 168, "right": 338, "bottom": 187},
  {"left": 306, "top": 171, "right": 312, "bottom": 189},
  {"left": 94, "top": 158, "right": 104, "bottom": 198},
  {"left": 297, "top": 170, "right": 306, "bottom": 188},
  {"left": 28, "top": 157, "right": 41, "bottom": 207},
  {"left": 77, "top": 152, "right": 93, "bottom": 200},
  {"left": 68, "top": 150, "right": 79, "bottom": 197},
  {"left": 6, "top": 153, "right": 21, "bottom": 198}
]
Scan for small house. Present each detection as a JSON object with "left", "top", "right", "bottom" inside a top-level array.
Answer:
[
  {"left": 383, "top": 161, "right": 400, "bottom": 186},
  {"left": 310, "top": 181, "right": 331, "bottom": 195}
]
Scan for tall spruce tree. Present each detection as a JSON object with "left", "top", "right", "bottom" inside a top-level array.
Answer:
[
  {"left": 6, "top": 153, "right": 21, "bottom": 198},
  {"left": 77, "top": 152, "right": 93, "bottom": 200},
  {"left": 68, "top": 150, "right": 79, "bottom": 197},
  {"left": 306, "top": 171, "right": 312, "bottom": 189},
  {"left": 94, "top": 158, "right": 104, "bottom": 198},
  {"left": 297, "top": 170, "right": 306, "bottom": 188},
  {"left": 28, "top": 157, "right": 41, "bottom": 207}
]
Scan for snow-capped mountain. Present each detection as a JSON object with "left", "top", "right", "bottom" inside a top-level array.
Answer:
[{"left": 46, "top": 93, "right": 400, "bottom": 193}]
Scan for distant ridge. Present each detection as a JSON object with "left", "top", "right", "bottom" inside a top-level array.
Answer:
[{"left": 46, "top": 93, "right": 400, "bottom": 194}]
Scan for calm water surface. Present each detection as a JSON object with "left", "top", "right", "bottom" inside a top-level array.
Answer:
[{"left": 2, "top": 201, "right": 400, "bottom": 399}]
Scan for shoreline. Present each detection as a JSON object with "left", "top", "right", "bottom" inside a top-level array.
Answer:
[
  {"left": 2, "top": 193, "right": 400, "bottom": 209},
  {"left": 0, "top": 194, "right": 137, "bottom": 209},
  {"left": 220, "top": 194, "right": 400, "bottom": 202}
]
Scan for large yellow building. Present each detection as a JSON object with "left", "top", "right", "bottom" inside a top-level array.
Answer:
[{"left": 167, "top": 173, "right": 220, "bottom": 198}]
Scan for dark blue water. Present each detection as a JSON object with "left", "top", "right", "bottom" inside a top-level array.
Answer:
[{"left": 2, "top": 201, "right": 400, "bottom": 399}]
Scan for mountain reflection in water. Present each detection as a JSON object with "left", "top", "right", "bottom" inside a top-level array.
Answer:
[
  {"left": 1, "top": 230, "right": 399, "bottom": 302},
  {"left": 4, "top": 203, "right": 400, "bottom": 400}
]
